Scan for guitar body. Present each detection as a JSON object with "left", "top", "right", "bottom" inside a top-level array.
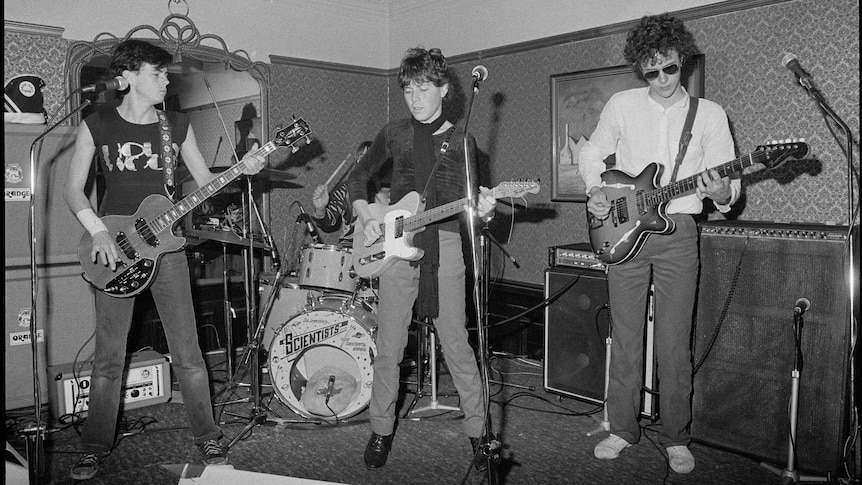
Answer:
[
  {"left": 352, "top": 191, "right": 426, "bottom": 279},
  {"left": 78, "top": 194, "right": 186, "bottom": 297},
  {"left": 588, "top": 163, "right": 674, "bottom": 265}
]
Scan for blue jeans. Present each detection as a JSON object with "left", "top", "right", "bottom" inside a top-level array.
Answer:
[
  {"left": 606, "top": 214, "right": 698, "bottom": 447},
  {"left": 81, "top": 251, "right": 222, "bottom": 452},
  {"left": 369, "top": 230, "right": 485, "bottom": 438}
]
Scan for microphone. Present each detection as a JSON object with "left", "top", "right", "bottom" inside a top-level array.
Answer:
[
  {"left": 471, "top": 65, "right": 489, "bottom": 82},
  {"left": 79, "top": 76, "right": 129, "bottom": 93},
  {"left": 297, "top": 204, "right": 322, "bottom": 243},
  {"left": 781, "top": 53, "right": 813, "bottom": 89},
  {"left": 324, "top": 375, "right": 336, "bottom": 404},
  {"left": 794, "top": 297, "right": 810, "bottom": 315}
]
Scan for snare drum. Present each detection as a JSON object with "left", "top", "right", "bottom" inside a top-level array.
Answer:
[
  {"left": 298, "top": 244, "right": 357, "bottom": 293},
  {"left": 268, "top": 294, "right": 376, "bottom": 420},
  {"left": 259, "top": 273, "right": 323, "bottom": 349}
]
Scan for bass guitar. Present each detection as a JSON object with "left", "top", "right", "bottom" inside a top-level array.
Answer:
[
  {"left": 353, "top": 180, "right": 540, "bottom": 278},
  {"left": 588, "top": 139, "right": 809, "bottom": 265},
  {"left": 78, "top": 118, "right": 312, "bottom": 297}
]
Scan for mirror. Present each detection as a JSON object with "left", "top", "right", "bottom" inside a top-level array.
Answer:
[{"left": 63, "top": 9, "right": 273, "bottom": 276}]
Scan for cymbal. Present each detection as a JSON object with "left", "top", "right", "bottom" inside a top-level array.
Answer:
[
  {"left": 184, "top": 228, "right": 272, "bottom": 250},
  {"left": 177, "top": 166, "right": 300, "bottom": 186}
]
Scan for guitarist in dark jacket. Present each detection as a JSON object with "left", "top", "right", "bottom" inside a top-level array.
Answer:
[
  {"left": 579, "top": 14, "right": 740, "bottom": 475},
  {"left": 346, "top": 46, "right": 497, "bottom": 471},
  {"left": 63, "top": 39, "right": 265, "bottom": 480}
]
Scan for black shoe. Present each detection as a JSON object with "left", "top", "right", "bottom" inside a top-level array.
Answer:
[
  {"left": 199, "top": 439, "right": 229, "bottom": 465},
  {"left": 469, "top": 433, "right": 497, "bottom": 472},
  {"left": 364, "top": 432, "right": 393, "bottom": 469},
  {"left": 70, "top": 451, "right": 109, "bottom": 480}
]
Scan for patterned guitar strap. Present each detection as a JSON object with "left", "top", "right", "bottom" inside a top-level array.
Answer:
[
  {"left": 157, "top": 110, "right": 177, "bottom": 201},
  {"left": 670, "top": 96, "right": 699, "bottom": 183}
]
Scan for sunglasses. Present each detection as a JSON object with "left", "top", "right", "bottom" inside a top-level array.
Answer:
[{"left": 642, "top": 63, "right": 680, "bottom": 81}]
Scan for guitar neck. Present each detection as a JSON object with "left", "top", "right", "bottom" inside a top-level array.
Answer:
[
  {"left": 646, "top": 150, "right": 767, "bottom": 206},
  {"left": 149, "top": 142, "right": 280, "bottom": 234}
]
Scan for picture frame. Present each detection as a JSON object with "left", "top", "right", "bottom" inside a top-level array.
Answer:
[
  {"left": 550, "top": 54, "right": 704, "bottom": 202},
  {"left": 234, "top": 117, "right": 262, "bottom": 160}
]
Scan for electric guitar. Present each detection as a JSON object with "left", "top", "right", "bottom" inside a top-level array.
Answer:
[
  {"left": 352, "top": 181, "right": 540, "bottom": 278},
  {"left": 588, "top": 139, "right": 809, "bottom": 265},
  {"left": 78, "top": 118, "right": 312, "bottom": 297}
]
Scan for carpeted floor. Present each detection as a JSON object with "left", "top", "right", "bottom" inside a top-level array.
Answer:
[{"left": 7, "top": 346, "right": 825, "bottom": 485}]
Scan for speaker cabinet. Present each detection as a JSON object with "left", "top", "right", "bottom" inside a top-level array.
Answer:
[
  {"left": 543, "top": 267, "right": 656, "bottom": 417},
  {"left": 692, "top": 221, "right": 852, "bottom": 474}
]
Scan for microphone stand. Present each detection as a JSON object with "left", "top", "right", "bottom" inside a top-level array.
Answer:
[
  {"left": 24, "top": 98, "right": 93, "bottom": 484},
  {"left": 462, "top": 74, "right": 501, "bottom": 483},
  {"left": 760, "top": 306, "right": 828, "bottom": 482},
  {"left": 797, "top": 75, "right": 859, "bottom": 478}
]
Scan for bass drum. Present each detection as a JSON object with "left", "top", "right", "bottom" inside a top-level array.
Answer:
[{"left": 268, "top": 294, "right": 376, "bottom": 420}]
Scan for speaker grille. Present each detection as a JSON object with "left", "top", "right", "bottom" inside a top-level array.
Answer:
[{"left": 692, "top": 221, "right": 852, "bottom": 474}]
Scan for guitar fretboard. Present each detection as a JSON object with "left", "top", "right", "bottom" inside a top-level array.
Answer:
[
  {"left": 148, "top": 142, "right": 280, "bottom": 234},
  {"left": 643, "top": 150, "right": 768, "bottom": 207}
]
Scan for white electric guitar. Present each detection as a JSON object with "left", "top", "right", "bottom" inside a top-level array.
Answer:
[{"left": 352, "top": 181, "right": 540, "bottom": 278}]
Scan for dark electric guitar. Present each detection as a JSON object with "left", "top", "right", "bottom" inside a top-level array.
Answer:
[
  {"left": 352, "top": 180, "right": 540, "bottom": 278},
  {"left": 588, "top": 139, "right": 809, "bottom": 265},
  {"left": 78, "top": 118, "right": 312, "bottom": 297}
]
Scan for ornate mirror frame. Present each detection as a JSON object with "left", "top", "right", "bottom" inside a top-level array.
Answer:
[{"left": 63, "top": 8, "right": 272, "bottom": 236}]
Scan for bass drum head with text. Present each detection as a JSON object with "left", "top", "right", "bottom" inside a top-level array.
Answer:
[{"left": 268, "top": 297, "right": 375, "bottom": 420}]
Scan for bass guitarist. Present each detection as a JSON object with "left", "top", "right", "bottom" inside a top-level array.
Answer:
[
  {"left": 578, "top": 14, "right": 740, "bottom": 475},
  {"left": 64, "top": 39, "right": 266, "bottom": 480}
]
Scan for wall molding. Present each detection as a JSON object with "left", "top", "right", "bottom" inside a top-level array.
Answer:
[
  {"left": 4, "top": 20, "right": 64, "bottom": 37},
  {"left": 269, "top": 55, "right": 391, "bottom": 76}
]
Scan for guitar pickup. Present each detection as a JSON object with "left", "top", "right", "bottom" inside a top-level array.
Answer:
[{"left": 611, "top": 198, "right": 629, "bottom": 226}]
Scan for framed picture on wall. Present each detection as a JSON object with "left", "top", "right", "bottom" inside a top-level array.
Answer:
[
  {"left": 235, "top": 117, "right": 262, "bottom": 160},
  {"left": 550, "top": 54, "right": 704, "bottom": 202}
]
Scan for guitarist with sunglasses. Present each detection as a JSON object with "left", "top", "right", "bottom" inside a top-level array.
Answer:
[
  {"left": 579, "top": 14, "right": 740, "bottom": 475},
  {"left": 64, "top": 39, "right": 266, "bottom": 480}
]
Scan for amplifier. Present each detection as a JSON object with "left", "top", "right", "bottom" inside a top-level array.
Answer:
[
  {"left": 46, "top": 350, "right": 171, "bottom": 419},
  {"left": 548, "top": 242, "right": 606, "bottom": 271}
]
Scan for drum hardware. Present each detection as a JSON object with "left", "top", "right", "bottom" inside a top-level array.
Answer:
[{"left": 403, "top": 318, "right": 461, "bottom": 417}]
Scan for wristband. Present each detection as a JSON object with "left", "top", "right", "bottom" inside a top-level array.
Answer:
[{"left": 75, "top": 208, "right": 109, "bottom": 236}]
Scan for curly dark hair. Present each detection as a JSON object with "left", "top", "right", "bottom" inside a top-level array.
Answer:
[
  {"left": 397, "top": 47, "right": 451, "bottom": 90},
  {"left": 107, "top": 39, "right": 173, "bottom": 96},
  {"left": 623, "top": 13, "right": 699, "bottom": 67}
]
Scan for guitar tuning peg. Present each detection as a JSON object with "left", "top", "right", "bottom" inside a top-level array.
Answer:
[
  {"left": 305, "top": 135, "right": 312, "bottom": 144},
  {"left": 292, "top": 145, "right": 299, "bottom": 153}
]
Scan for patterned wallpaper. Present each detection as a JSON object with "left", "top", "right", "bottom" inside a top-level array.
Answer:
[{"left": 4, "top": 0, "right": 858, "bottom": 287}]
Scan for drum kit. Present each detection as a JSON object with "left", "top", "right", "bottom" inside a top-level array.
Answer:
[{"left": 193, "top": 180, "right": 381, "bottom": 427}]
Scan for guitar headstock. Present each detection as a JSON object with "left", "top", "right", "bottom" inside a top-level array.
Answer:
[
  {"left": 491, "top": 180, "right": 541, "bottom": 199},
  {"left": 273, "top": 117, "right": 313, "bottom": 152},
  {"left": 755, "top": 138, "right": 809, "bottom": 168}
]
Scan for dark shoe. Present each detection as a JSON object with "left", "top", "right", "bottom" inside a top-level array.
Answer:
[
  {"left": 364, "top": 432, "right": 393, "bottom": 469},
  {"left": 470, "top": 433, "right": 497, "bottom": 472},
  {"left": 199, "top": 439, "right": 229, "bottom": 465},
  {"left": 70, "top": 451, "right": 108, "bottom": 480}
]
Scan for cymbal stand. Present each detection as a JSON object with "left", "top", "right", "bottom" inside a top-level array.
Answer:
[
  {"left": 406, "top": 318, "right": 461, "bottom": 415},
  {"left": 214, "top": 178, "right": 283, "bottom": 449},
  {"left": 587, "top": 315, "right": 612, "bottom": 436},
  {"left": 760, "top": 304, "right": 828, "bottom": 483}
]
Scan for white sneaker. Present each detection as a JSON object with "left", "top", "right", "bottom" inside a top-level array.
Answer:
[
  {"left": 667, "top": 445, "right": 695, "bottom": 474},
  {"left": 594, "top": 434, "right": 631, "bottom": 459}
]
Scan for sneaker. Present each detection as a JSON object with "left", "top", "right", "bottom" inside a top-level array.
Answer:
[
  {"left": 594, "top": 434, "right": 631, "bottom": 459},
  {"left": 199, "top": 439, "right": 229, "bottom": 465},
  {"left": 667, "top": 445, "right": 695, "bottom": 474},
  {"left": 70, "top": 452, "right": 108, "bottom": 480}
]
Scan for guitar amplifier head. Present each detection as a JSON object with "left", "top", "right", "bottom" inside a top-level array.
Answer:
[{"left": 548, "top": 243, "right": 606, "bottom": 271}]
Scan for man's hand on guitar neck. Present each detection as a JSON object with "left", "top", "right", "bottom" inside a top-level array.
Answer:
[
  {"left": 695, "top": 168, "right": 733, "bottom": 206},
  {"left": 587, "top": 186, "right": 611, "bottom": 220}
]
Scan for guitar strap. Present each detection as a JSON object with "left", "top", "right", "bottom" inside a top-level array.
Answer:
[
  {"left": 670, "top": 96, "right": 698, "bottom": 183},
  {"left": 157, "top": 110, "right": 177, "bottom": 201},
  {"left": 419, "top": 125, "right": 457, "bottom": 201}
]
